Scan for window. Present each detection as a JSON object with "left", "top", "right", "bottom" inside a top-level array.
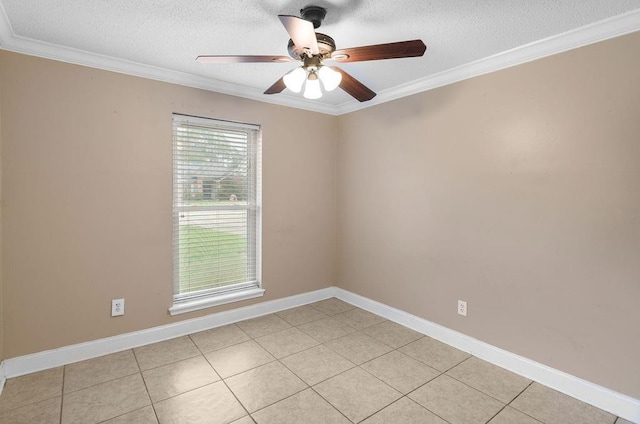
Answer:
[{"left": 170, "top": 114, "right": 262, "bottom": 315}]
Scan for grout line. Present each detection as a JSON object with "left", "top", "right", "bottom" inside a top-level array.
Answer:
[
  {"left": 308, "top": 385, "right": 355, "bottom": 423},
  {"left": 509, "top": 380, "right": 535, "bottom": 405},
  {"left": 441, "top": 357, "right": 531, "bottom": 406},
  {"left": 218, "top": 304, "right": 355, "bottom": 420},
  {"left": 504, "top": 381, "right": 547, "bottom": 423},
  {"left": 130, "top": 347, "right": 158, "bottom": 423},
  {"left": 132, "top": 336, "right": 203, "bottom": 373},
  {"left": 94, "top": 405, "right": 155, "bottom": 424},
  {"left": 0, "top": 372, "right": 65, "bottom": 415},
  {"left": 247, "top": 384, "right": 311, "bottom": 416},
  {"left": 59, "top": 367, "right": 65, "bottom": 424},
  {"left": 59, "top": 351, "right": 141, "bottom": 396},
  {"left": 194, "top": 334, "right": 256, "bottom": 421},
  {"left": 279, "top": 353, "right": 357, "bottom": 388},
  {"left": 188, "top": 324, "right": 254, "bottom": 357},
  {"left": 356, "top": 396, "right": 406, "bottom": 423},
  {"left": 484, "top": 403, "right": 509, "bottom": 423},
  {"left": 9, "top": 301, "right": 612, "bottom": 424}
]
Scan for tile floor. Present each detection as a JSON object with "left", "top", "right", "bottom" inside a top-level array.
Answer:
[{"left": 0, "top": 298, "right": 635, "bottom": 424}]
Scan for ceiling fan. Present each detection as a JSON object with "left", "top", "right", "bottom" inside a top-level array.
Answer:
[{"left": 196, "top": 5, "right": 427, "bottom": 102}]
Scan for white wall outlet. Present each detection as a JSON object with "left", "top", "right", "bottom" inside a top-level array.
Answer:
[
  {"left": 111, "top": 299, "right": 125, "bottom": 317},
  {"left": 458, "top": 300, "right": 467, "bottom": 317}
]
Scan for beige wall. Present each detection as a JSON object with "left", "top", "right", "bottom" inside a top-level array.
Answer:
[
  {"left": 1, "top": 31, "right": 639, "bottom": 400},
  {"left": 0, "top": 51, "right": 337, "bottom": 358},
  {"left": 0, "top": 78, "right": 3, "bottom": 361},
  {"left": 337, "top": 32, "right": 640, "bottom": 398}
]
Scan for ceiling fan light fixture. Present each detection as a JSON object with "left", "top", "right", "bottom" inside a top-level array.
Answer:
[
  {"left": 283, "top": 67, "right": 307, "bottom": 93},
  {"left": 303, "top": 72, "right": 322, "bottom": 99},
  {"left": 198, "top": 6, "right": 426, "bottom": 103},
  {"left": 318, "top": 66, "right": 342, "bottom": 91}
]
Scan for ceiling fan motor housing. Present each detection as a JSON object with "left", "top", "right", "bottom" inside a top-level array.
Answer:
[
  {"left": 287, "top": 33, "right": 336, "bottom": 60},
  {"left": 300, "top": 5, "right": 326, "bottom": 28},
  {"left": 196, "top": 4, "right": 426, "bottom": 102}
]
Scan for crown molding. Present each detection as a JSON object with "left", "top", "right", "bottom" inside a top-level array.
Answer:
[
  {"left": 335, "top": 9, "right": 640, "bottom": 114},
  {"left": 0, "top": 1, "right": 12, "bottom": 42},
  {"left": 1, "top": 5, "right": 639, "bottom": 116},
  {"left": 0, "top": 4, "right": 338, "bottom": 116}
]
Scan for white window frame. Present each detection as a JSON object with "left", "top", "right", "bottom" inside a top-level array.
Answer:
[{"left": 169, "top": 114, "right": 263, "bottom": 315}]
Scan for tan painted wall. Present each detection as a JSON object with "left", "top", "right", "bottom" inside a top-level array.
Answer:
[
  {"left": 0, "top": 51, "right": 337, "bottom": 358},
  {"left": 1, "top": 31, "right": 639, "bottom": 400},
  {"left": 337, "top": 32, "right": 640, "bottom": 398},
  {"left": 0, "top": 78, "right": 3, "bottom": 361}
]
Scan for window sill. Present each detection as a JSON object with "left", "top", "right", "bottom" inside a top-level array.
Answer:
[{"left": 168, "top": 287, "right": 265, "bottom": 316}]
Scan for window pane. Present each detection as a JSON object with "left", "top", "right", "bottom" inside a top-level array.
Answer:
[{"left": 172, "top": 115, "right": 260, "bottom": 302}]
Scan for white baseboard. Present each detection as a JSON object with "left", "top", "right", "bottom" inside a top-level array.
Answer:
[
  {"left": 0, "top": 362, "right": 5, "bottom": 397},
  {"left": 1, "top": 286, "right": 638, "bottom": 422},
  {"left": 333, "top": 288, "right": 640, "bottom": 423},
  {"left": 1, "top": 287, "right": 336, "bottom": 379}
]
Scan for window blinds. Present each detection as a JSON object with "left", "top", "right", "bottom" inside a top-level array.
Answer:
[{"left": 172, "top": 114, "right": 260, "bottom": 304}]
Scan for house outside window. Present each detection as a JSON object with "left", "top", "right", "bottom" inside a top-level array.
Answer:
[{"left": 170, "top": 114, "right": 262, "bottom": 315}]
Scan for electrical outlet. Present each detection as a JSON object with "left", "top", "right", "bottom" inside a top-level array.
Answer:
[
  {"left": 458, "top": 300, "right": 467, "bottom": 317},
  {"left": 111, "top": 299, "right": 125, "bottom": 317}
]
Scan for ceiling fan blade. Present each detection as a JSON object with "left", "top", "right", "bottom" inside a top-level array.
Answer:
[
  {"left": 196, "top": 55, "right": 292, "bottom": 64},
  {"left": 331, "top": 66, "right": 376, "bottom": 102},
  {"left": 264, "top": 77, "right": 286, "bottom": 95},
  {"left": 331, "top": 39, "right": 426, "bottom": 63},
  {"left": 278, "top": 15, "right": 319, "bottom": 55}
]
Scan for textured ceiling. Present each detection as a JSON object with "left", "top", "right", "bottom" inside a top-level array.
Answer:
[{"left": 1, "top": 1, "right": 640, "bottom": 113}]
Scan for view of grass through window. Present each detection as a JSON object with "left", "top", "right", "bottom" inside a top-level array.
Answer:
[{"left": 178, "top": 222, "right": 248, "bottom": 292}]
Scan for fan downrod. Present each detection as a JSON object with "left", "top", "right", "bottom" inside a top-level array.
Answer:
[{"left": 300, "top": 5, "right": 326, "bottom": 28}]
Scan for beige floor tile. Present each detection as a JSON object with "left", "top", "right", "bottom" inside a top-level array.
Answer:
[
  {"left": 61, "top": 373, "right": 150, "bottom": 424},
  {"left": 255, "top": 327, "right": 319, "bottom": 359},
  {"left": 361, "top": 350, "right": 441, "bottom": 394},
  {"left": 363, "top": 321, "right": 424, "bottom": 348},
  {"left": 313, "top": 367, "right": 402, "bottom": 423},
  {"left": 154, "top": 381, "right": 247, "bottom": 424},
  {"left": 446, "top": 356, "right": 532, "bottom": 403},
  {"left": 64, "top": 350, "right": 139, "bottom": 393},
  {"left": 142, "top": 355, "right": 220, "bottom": 402},
  {"left": 510, "top": 383, "right": 617, "bottom": 424},
  {"left": 133, "top": 336, "right": 201, "bottom": 371},
  {"left": 102, "top": 406, "right": 158, "bottom": 424},
  {"left": 252, "top": 389, "right": 350, "bottom": 424},
  {"left": 276, "top": 305, "right": 327, "bottom": 326},
  {"left": 0, "top": 397, "right": 61, "bottom": 424},
  {"left": 225, "top": 361, "right": 307, "bottom": 413},
  {"left": 281, "top": 344, "right": 355, "bottom": 385},
  {"left": 399, "top": 336, "right": 471, "bottom": 372},
  {"left": 204, "top": 340, "right": 275, "bottom": 378},
  {"left": 488, "top": 406, "right": 543, "bottom": 424},
  {"left": 324, "top": 332, "right": 393, "bottom": 365},
  {"left": 333, "top": 308, "right": 386, "bottom": 330},
  {"left": 231, "top": 417, "right": 257, "bottom": 424},
  {"left": 409, "top": 374, "right": 504, "bottom": 424},
  {"left": 361, "top": 397, "right": 448, "bottom": 424},
  {"left": 236, "top": 314, "right": 292, "bottom": 338},
  {"left": 297, "top": 317, "right": 357, "bottom": 343},
  {"left": 309, "top": 298, "right": 355, "bottom": 315},
  {"left": 189, "top": 323, "right": 250, "bottom": 353},
  {"left": 0, "top": 367, "right": 63, "bottom": 413}
]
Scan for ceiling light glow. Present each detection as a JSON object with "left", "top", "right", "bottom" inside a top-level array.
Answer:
[
  {"left": 318, "top": 66, "right": 342, "bottom": 91},
  {"left": 283, "top": 67, "right": 307, "bottom": 93},
  {"left": 303, "top": 72, "right": 322, "bottom": 99}
]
